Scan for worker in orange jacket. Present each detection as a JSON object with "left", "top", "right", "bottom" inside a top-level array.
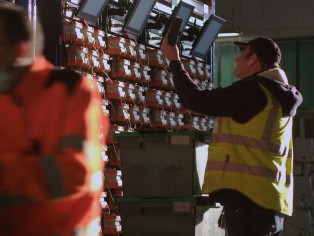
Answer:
[{"left": 0, "top": 4, "right": 108, "bottom": 236}]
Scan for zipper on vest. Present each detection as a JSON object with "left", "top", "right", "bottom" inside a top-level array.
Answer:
[{"left": 220, "top": 154, "right": 229, "bottom": 180}]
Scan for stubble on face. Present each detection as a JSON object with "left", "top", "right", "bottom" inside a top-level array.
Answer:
[{"left": 233, "top": 47, "right": 250, "bottom": 79}]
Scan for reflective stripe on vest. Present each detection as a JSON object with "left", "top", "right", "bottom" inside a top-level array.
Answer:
[
  {"left": 40, "top": 135, "right": 86, "bottom": 200},
  {"left": 209, "top": 91, "right": 291, "bottom": 183},
  {"left": 211, "top": 133, "right": 292, "bottom": 157},
  {"left": 60, "top": 134, "right": 102, "bottom": 192},
  {"left": 59, "top": 135, "right": 99, "bottom": 160},
  {"left": 211, "top": 93, "right": 291, "bottom": 157},
  {"left": 2, "top": 135, "right": 94, "bottom": 205},
  {"left": 206, "top": 161, "right": 291, "bottom": 184},
  {"left": 39, "top": 155, "right": 65, "bottom": 199},
  {"left": 262, "top": 93, "right": 280, "bottom": 140},
  {"left": 59, "top": 135, "right": 85, "bottom": 151}
]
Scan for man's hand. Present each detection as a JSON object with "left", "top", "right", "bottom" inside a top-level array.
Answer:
[
  {"left": 177, "top": 124, "right": 199, "bottom": 131},
  {"left": 160, "top": 33, "right": 181, "bottom": 62}
]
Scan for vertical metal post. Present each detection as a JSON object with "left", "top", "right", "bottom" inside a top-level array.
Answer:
[
  {"left": 296, "top": 39, "right": 300, "bottom": 91},
  {"left": 216, "top": 43, "right": 221, "bottom": 88},
  {"left": 209, "top": 0, "right": 215, "bottom": 85},
  {"left": 231, "top": 43, "right": 234, "bottom": 84},
  {"left": 33, "top": 0, "right": 37, "bottom": 57},
  {"left": 30, "top": 0, "right": 37, "bottom": 57},
  {"left": 311, "top": 40, "right": 314, "bottom": 110},
  {"left": 37, "top": 0, "right": 62, "bottom": 65},
  {"left": 210, "top": 44, "right": 215, "bottom": 84},
  {"left": 28, "top": 0, "right": 32, "bottom": 20},
  {"left": 205, "top": 0, "right": 215, "bottom": 125}
]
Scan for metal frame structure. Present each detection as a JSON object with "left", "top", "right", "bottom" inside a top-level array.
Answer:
[{"left": 33, "top": 0, "right": 215, "bottom": 81}]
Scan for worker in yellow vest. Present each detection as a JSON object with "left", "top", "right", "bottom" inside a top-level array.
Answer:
[{"left": 161, "top": 34, "right": 303, "bottom": 235}]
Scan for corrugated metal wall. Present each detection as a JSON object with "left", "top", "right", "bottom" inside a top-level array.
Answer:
[
  {"left": 216, "top": 0, "right": 314, "bottom": 40},
  {"left": 215, "top": 40, "right": 314, "bottom": 137}
]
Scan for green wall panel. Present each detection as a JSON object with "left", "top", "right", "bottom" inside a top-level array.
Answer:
[
  {"left": 277, "top": 41, "right": 297, "bottom": 87},
  {"left": 284, "top": 41, "right": 297, "bottom": 87},
  {"left": 299, "top": 40, "right": 312, "bottom": 109},
  {"left": 232, "top": 45, "right": 241, "bottom": 83},
  {"left": 277, "top": 42, "right": 286, "bottom": 69},
  {"left": 220, "top": 44, "right": 233, "bottom": 88},
  {"left": 215, "top": 43, "right": 243, "bottom": 88}
]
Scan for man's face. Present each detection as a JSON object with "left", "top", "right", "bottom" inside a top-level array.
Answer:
[
  {"left": 0, "top": 20, "right": 18, "bottom": 71},
  {"left": 233, "top": 46, "right": 252, "bottom": 79}
]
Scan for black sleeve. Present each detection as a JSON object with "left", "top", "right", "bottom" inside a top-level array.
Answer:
[{"left": 170, "top": 61, "right": 267, "bottom": 124}]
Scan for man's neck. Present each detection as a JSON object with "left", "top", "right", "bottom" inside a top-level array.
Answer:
[{"left": 0, "top": 65, "right": 31, "bottom": 94}]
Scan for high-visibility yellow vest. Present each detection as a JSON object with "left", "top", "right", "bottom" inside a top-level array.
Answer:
[{"left": 202, "top": 83, "right": 293, "bottom": 216}]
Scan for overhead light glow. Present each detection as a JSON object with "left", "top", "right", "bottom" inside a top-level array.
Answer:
[{"left": 218, "top": 33, "right": 240, "bottom": 37}]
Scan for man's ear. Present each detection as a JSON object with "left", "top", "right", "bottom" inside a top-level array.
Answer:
[{"left": 250, "top": 54, "right": 258, "bottom": 64}]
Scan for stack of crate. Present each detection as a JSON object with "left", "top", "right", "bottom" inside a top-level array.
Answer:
[
  {"left": 116, "top": 131, "right": 224, "bottom": 236},
  {"left": 103, "top": 125, "right": 124, "bottom": 236}
]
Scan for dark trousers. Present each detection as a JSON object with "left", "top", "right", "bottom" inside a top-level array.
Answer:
[{"left": 222, "top": 202, "right": 284, "bottom": 236}]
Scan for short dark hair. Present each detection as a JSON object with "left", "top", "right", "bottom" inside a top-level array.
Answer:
[
  {"left": 245, "top": 46, "right": 280, "bottom": 70},
  {"left": 0, "top": 4, "right": 33, "bottom": 44}
]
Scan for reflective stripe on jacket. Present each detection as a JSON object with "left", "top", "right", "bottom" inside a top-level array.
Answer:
[
  {"left": 0, "top": 56, "right": 108, "bottom": 235},
  {"left": 202, "top": 83, "right": 293, "bottom": 216}
]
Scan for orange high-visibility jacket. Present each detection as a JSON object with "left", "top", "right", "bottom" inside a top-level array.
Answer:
[{"left": 0, "top": 56, "right": 108, "bottom": 236}]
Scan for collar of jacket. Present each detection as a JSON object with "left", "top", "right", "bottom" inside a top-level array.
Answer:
[{"left": 12, "top": 56, "right": 54, "bottom": 100}]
